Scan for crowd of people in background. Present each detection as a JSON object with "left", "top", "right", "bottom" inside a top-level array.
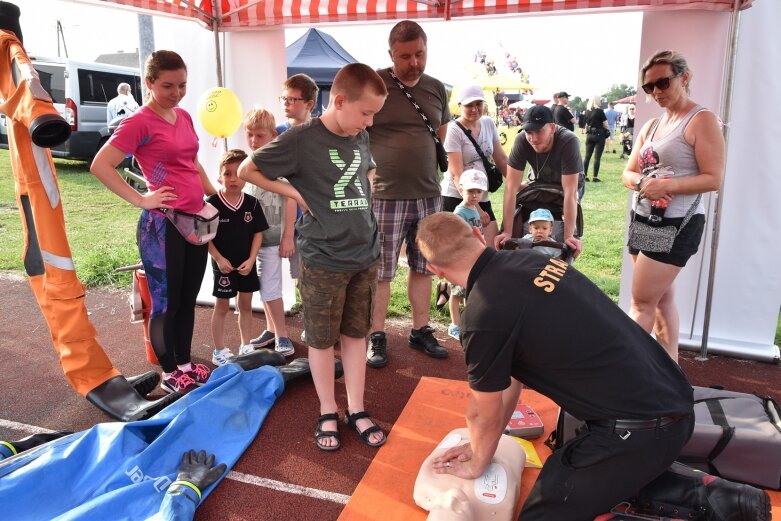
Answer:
[{"left": 85, "top": 17, "right": 724, "bottom": 517}]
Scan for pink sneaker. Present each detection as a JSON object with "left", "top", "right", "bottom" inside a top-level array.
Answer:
[
  {"left": 185, "top": 363, "right": 210, "bottom": 385},
  {"left": 160, "top": 370, "right": 198, "bottom": 394}
]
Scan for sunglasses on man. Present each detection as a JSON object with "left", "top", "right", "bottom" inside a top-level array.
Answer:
[{"left": 641, "top": 74, "right": 680, "bottom": 94}]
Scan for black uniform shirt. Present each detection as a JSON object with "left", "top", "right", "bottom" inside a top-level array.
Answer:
[
  {"left": 461, "top": 248, "right": 693, "bottom": 421},
  {"left": 207, "top": 191, "right": 268, "bottom": 267}
]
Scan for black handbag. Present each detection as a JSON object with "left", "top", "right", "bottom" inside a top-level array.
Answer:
[
  {"left": 387, "top": 68, "right": 448, "bottom": 173},
  {"left": 454, "top": 121, "right": 503, "bottom": 193}
]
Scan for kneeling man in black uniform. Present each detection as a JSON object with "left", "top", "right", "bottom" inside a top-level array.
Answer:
[{"left": 417, "top": 212, "right": 694, "bottom": 521}]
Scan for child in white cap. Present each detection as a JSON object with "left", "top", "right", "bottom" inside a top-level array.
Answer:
[{"left": 447, "top": 169, "right": 490, "bottom": 340}]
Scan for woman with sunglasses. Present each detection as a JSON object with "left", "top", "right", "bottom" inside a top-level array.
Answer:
[{"left": 622, "top": 50, "right": 724, "bottom": 361}]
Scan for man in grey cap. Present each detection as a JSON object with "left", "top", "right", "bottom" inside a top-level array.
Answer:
[
  {"left": 552, "top": 91, "right": 576, "bottom": 131},
  {"left": 495, "top": 105, "right": 584, "bottom": 257}
]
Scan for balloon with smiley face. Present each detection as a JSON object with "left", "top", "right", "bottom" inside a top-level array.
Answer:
[{"left": 196, "top": 87, "right": 243, "bottom": 138}]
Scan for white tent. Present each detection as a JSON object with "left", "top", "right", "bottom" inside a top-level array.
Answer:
[{"left": 68, "top": 0, "right": 780, "bottom": 361}]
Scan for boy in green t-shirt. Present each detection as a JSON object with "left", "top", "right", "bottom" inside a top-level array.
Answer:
[{"left": 238, "top": 63, "right": 388, "bottom": 452}]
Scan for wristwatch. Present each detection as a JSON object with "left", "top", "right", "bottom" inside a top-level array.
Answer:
[{"left": 634, "top": 176, "right": 645, "bottom": 191}]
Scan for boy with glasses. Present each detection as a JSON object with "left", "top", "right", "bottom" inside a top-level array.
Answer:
[{"left": 276, "top": 74, "right": 319, "bottom": 134}]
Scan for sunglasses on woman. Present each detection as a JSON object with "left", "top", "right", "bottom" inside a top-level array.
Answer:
[{"left": 641, "top": 74, "right": 680, "bottom": 94}]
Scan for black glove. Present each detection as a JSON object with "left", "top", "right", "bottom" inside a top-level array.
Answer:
[{"left": 171, "top": 449, "right": 227, "bottom": 499}]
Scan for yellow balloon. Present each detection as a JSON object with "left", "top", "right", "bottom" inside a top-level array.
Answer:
[{"left": 196, "top": 87, "right": 243, "bottom": 138}]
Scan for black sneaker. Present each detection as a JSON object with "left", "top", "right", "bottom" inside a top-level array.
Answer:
[
  {"left": 409, "top": 326, "right": 448, "bottom": 359},
  {"left": 366, "top": 332, "right": 388, "bottom": 368},
  {"left": 592, "top": 177, "right": 602, "bottom": 183}
]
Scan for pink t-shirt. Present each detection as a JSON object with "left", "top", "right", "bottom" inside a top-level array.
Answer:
[{"left": 109, "top": 106, "right": 204, "bottom": 214}]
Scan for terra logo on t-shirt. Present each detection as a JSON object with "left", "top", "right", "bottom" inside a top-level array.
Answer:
[{"left": 329, "top": 148, "right": 368, "bottom": 212}]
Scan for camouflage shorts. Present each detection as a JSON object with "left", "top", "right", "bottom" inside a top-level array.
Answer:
[{"left": 300, "top": 262, "right": 378, "bottom": 349}]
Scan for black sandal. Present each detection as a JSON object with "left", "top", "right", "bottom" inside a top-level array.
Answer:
[
  {"left": 314, "top": 412, "right": 341, "bottom": 451},
  {"left": 435, "top": 282, "right": 450, "bottom": 311},
  {"left": 345, "top": 410, "right": 386, "bottom": 448}
]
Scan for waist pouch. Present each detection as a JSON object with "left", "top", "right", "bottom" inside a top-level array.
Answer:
[
  {"left": 545, "top": 386, "right": 781, "bottom": 490},
  {"left": 163, "top": 202, "right": 219, "bottom": 245}
]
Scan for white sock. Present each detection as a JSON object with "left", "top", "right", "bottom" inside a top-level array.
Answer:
[{"left": 178, "top": 363, "right": 193, "bottom": 372}]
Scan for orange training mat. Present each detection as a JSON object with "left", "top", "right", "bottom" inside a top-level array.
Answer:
[
  {"left": 338, "top": 377, "right": 554, "bottom": 521},
  {"left": 339, "top": 376, "right": 781, "bottom": 521}
]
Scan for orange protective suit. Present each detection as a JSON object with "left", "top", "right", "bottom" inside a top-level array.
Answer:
[{"left": 0, "top": 29, "right": 120, "bottom": 396}]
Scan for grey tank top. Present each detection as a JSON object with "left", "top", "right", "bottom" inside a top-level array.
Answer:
[{"left": 634, "top": 104, "right": 706, "bottom": 218}]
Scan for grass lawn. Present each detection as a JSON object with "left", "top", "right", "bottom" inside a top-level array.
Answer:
[
  {"left": 1, "top": 140, "right": 778, "bottom": 345},
  {"left": 0, "top": 151, "right": 139, "bottom": 287}
]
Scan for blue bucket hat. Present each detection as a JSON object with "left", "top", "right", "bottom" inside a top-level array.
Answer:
[{"left": 529, "top": 208, "right": 554, "bottom": 223}]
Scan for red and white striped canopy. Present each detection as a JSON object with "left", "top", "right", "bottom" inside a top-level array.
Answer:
[{"left": 86, "top": 0, "right": 752, "bottom": 29}]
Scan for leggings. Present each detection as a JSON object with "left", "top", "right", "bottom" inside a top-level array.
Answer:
[
  {"left": 584, "top": 134, "right": 606, "bottom": 179},
  {"left": 138, "top": 211, "right": 208, "bottom": 373}
]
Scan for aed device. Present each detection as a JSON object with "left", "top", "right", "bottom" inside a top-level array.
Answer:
[{"left": 505, "top": 404, "right": 544, "bottom": 438}]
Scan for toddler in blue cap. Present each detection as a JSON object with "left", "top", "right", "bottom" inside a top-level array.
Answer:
[{"left": 522, "top": 208, "right": 564, "bottom": 259}]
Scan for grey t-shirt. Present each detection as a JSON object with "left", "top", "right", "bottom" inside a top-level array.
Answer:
[
  {"left": 508, "top": 126, "right": 584, "bottom": 189},
  {"left": 250, "top": 118, "right": 379, "bottom": 272},
  {"left": 368, "top": 69, "right": 451, "bottom": 200},
  {"left": 243, "top": 183, "right": 286, "bottom": 247}
]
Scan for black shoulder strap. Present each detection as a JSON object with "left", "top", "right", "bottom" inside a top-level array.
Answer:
[
  {"left": 454, "top": 121, "right": 492, "bottom": 168},
  {"left": 387, "top": 68, "right": 441, "bottom": 146},
  {"left": 677, "top": 398, "right": 735, "bottom": 474}
]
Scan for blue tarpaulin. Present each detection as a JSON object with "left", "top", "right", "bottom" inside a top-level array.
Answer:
[{"left": 0, "top": 364, "right": 284, "bottom": 521}]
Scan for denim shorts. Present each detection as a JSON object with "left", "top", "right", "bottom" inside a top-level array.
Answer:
[{"left": 300, "top": 262, "right": 378, "bottom": 349}]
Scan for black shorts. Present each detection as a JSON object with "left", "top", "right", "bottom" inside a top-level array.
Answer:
[
  {"left": 211, "top": 266, "right": 260, "bottom": 299},
  {"left": 442, "top": 196, "right": 496, "bottom": 221},
  {"left": 628, "top": 213, "right": 705, "bottom": 268}
]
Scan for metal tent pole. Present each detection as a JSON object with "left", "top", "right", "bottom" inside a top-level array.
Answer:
[
  {"left": 211, "top": 0, "right": 228, "bottom": 152},
  {"left": 697, "top": 0, "right": 743, "bottom": 361}
]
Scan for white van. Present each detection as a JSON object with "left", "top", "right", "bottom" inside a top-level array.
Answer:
[{"left": 0, "top": 57, "right": 142, "bottom": 160}]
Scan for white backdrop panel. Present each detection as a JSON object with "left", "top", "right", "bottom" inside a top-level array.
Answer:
[
  {"left": 154, "top": 19, "right": 295, "bottom": 312},
  {"left": 702, "top": 0, "right": 781, "bottom": 359}
]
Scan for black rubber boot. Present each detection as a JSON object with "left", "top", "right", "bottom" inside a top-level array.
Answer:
[
  {"left": 228, "top": 348, "right": 286, "bottom": 371},
  {"left": 629, "top": 462, "right": 771, "bottom": 521},
  {"left": 2, "top": 431, "right": 72, "bottom": 455},
  {"left": 126, "top": 371, "right": 161, "bottom": 397},
  {"left": 86, "top": 376, "right": 181, "bottom": 422},
  {"left": 278, "top": 358, "right": 343, "bottom": 384},
  {"left": 279, "top": 358, "right": 311, "bottom": 384}
]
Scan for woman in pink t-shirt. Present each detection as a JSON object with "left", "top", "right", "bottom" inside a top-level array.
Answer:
[{"left": 91, "top": 50, "right": 216, "bottom": 394}]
